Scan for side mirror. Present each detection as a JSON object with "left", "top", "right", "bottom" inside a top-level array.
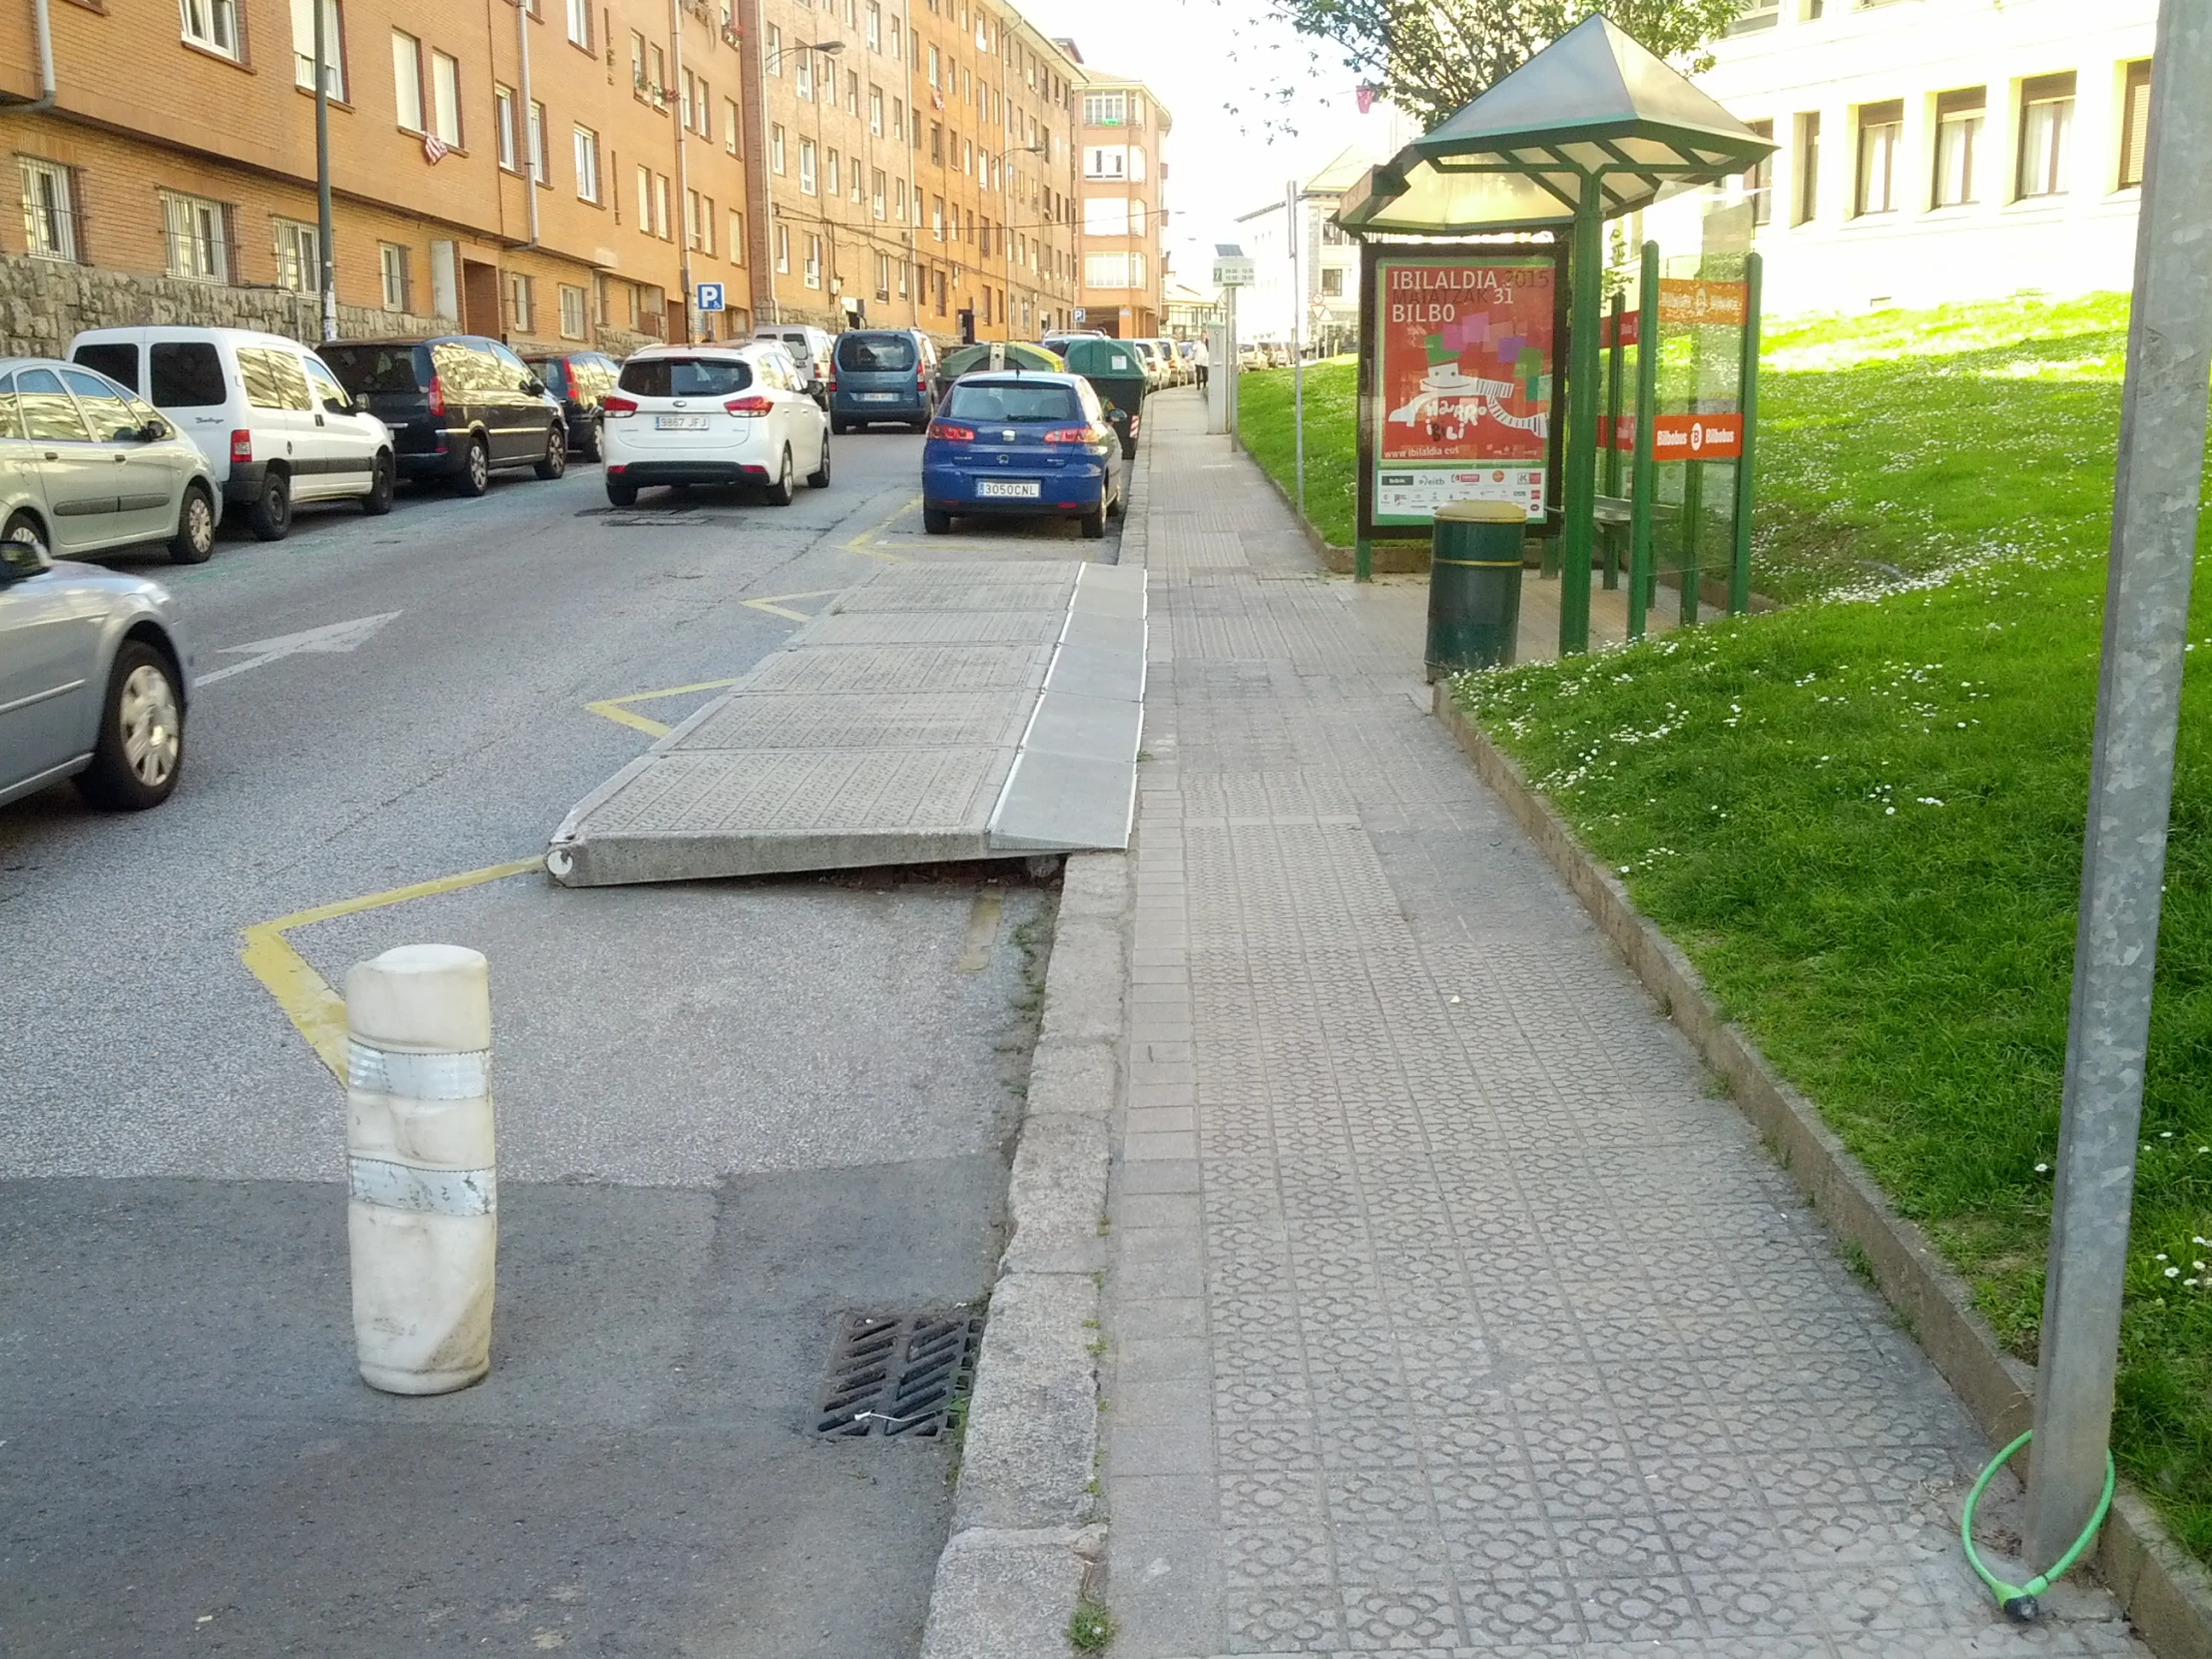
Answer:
[
  {"left": 523, "top": 376, "right": 546, "bottom": 396},
  {"left": 0, "top": 530, "right": 51, "bottom": 580}
]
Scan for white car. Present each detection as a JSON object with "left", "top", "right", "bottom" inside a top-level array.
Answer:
[
  {"left": 69, "top": 325, "right": 395, "bottom": 540},
  {"left": 601, "top": 343, "right": 830, "bottom": 507}
]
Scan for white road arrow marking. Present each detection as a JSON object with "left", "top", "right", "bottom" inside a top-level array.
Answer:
[{"left": 198, "top": 612, "right": 402, "bottom": 686}]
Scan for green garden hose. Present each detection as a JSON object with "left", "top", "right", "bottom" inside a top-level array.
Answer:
[{"left": 1959, "top": 1429, "right": 2116, "bottom": 1622}]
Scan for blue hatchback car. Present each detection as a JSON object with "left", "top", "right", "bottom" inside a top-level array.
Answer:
[{"left": 921, "top": 372, "right": 1125, "bottom": 539}]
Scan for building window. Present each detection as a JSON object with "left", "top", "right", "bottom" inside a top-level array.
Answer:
[
  {"left": 392, "top": 32, "right": 424, "bottom": 131},
  {"left": 800, "top": 138, "right": 817, "bottom": 194},
  {"left": 566, "top": 0, "right": 590, "bottom": 50},
  {"left": 1084, "top": 146, "right": 1124, "bottom": 180},
  {"left": 2118, "top": 60, "right": 2152, "bottom": 189},
  {"left": 495, "top": 86, "right": 518, "bottom": 169},
  {"left": 290, "top": 0, "right": 345, "bottom": 99},
  {"left": 776, "top": 223, "right": 790, "bottom": 274},
  {"left": 1933, "top": 88, "right": 1983, "bottom": 207},
  {"left": 18, "top": 158, "right": 78, "bottom": 263},
  {"left": 725, "top": 98, "right": 741, "bottom": 155},
  {"left": 728, "top": 209, "right": 746, "bottom": 264},
  {"left": 1083, "top": 196, "right": 1129, "bottom": 236},
  {"left": 930, "top": 123, "right": 943, "bottom": 166},
  {"left": 273, "top": 219, "right": 319, "bottom": 290},
  {"left": 507, "top": 272, "right": 533, "bottom": 333},
  {"left": 2016, "top": 72, "right": 2075, "bottom": 199},
  {"left": 805, "top": 234, "right": 823, "bottom": 288},
  {"left": 559, "top": 283, "right": 586, "bottom": 337},
  {"left": 574, "top": 126, "right": 600, "bottom": 201},
  {"left": 528, "top": 101, "right": 547, "bottom": 182},
  {"left": 1794, "top": 111, "right": 1821, "bottom": 224},
  {"left": 795, "top": 51, "right": 812, "bottom": 100},
  {"left": 161, "top": 191, "right": 230, "bottom": 282},
  {"left": 630, "top": 30, "right": 646, "bottom": 94},
  {"left": 872, "top": 169, "right": 887, "bottom": 220},
  {"left": 766, "top": 23, "right": 781, "bottom": 74},
  {"left": 828, "top": 148, "right": 840, "bottom": 198},
  {"left": 1084, "top": 252, "right": 1131, "bottom": 288},
  {"left": 869, "top": 84, "right": 883, "bottom": 135},
  {"left": 866, "top": 1, "right": 880, "bottom": 49},
  {"left": 379, "top": 241, "right": 410, "bottom": 309},
  {"left": 771, "top": 125, "right": 786, "bottom": 175},
  {"left": 1083, "top": 91, "right": 1124, "bottom": 127},
  {"left": 181, "top": 0, "right": 242, "bottom": 59},
  {"left": 431, "top": 51, "right": 462, "bottom": 147},
  {"left": 654, "top": 173, "right": 671, "bottom": 239},
  {"left": 636, "top": 165, "right": 652, "bottom": 229},
  {"left": 1854, "top": 99, "right": 1902, "bottom": 215},
  {"left": 931, "top": 196, "right": 944, "bottom": 240}
]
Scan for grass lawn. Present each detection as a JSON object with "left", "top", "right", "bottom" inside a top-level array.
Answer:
[
  {"left": 1235, "top": 360, "right": 1358, "bottom": 548},
  {"left": 1452, "top": 292, "right": 2212, "bottom": 1559}
]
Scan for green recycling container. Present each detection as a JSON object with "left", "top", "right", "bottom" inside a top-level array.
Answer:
[{"left": 1426, "top": 499, "right": 1528, "bottom": 678}]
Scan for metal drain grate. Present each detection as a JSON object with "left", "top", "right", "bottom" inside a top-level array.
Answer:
[{"left": 815, "top": 1308, "right": 984, "bottom": 1438}]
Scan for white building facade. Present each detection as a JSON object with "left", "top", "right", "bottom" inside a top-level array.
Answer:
[
  {"left": 1232, "top": 148, "right": 1372, "bottom": 355},
  {"left": 1664, "top": 0, "right": 2157, "bottom": 314}
]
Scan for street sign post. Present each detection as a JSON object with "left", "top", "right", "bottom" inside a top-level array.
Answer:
[
  {"left": 2024, "top": 0, "right": 2212, "bottom": 1572},
  {"left": 696, "top": 281, "right": 726, "bottom": 312},
  {"left": 1213, "top": 246, "right": 1251, "bottom": 438}
]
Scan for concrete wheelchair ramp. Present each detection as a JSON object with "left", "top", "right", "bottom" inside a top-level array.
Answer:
[{"left": 545, "top": 560, "right": 1144, "bottom": 886}]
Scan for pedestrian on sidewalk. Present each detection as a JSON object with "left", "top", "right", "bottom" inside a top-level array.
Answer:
[{"left": 1192, "top": 337, "right": 1210, "bottom": 391}]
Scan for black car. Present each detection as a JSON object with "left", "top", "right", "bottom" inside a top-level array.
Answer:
[
  {"left": 318, "top": 335, "right": 567, "bottom": 495},
  {"left": 524, "top": 349, "right": 621, "bottom": 460}
]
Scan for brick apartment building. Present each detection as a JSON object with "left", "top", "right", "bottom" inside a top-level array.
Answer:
[
  {"left": 1, "top": 0, "right": 1145, "bottom": 358},
  {"left": 0, "top": 0, "right": 756, "bottom": 358},
  {"left": 1062, "top": 47, "right": 1167, "bottom": 339},
  {"left": 737, "top": 0, "right": 1081, "bottom": 341}
]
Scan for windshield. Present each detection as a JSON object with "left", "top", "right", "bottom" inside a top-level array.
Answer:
[
  {"left": 531, "top": 358, "right": 569, "bottom": 394},
  {"left": 319, "top": 344, "right": 427, "bottom": 395},
  {"left": 618, "top": 356, "right": 754, "bottom": 396},
  {"left": 835, "top": 332, "right": 916, "bottom": 372},
  {"left": 943, "top": 382, "right": 1082, "bottom": 423}
]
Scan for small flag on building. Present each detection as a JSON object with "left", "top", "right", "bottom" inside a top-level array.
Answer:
[
  {"left": 422, "top": 132, "right": 450, "bottom": 164},
  {"left": 1355, "top": 84, "right": 1381, "bottom": 115}
]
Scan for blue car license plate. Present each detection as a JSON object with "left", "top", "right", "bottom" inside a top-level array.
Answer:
[{"left": 976, "top": 478, "right": 1040, "bottom": 499}]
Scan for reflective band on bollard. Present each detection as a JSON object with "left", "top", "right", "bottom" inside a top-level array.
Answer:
[{"left": 343, "top": 944, "right": 496, "bottom": 1395}]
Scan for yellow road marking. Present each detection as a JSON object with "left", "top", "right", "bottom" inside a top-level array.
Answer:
[
  {"left": 955, "top": 886, "right": 1004, "bottom": 974},
  {"left": 743, "top": 588, "right": 845, "bottom": 622},
  {"left": 241, "top": 857, "right": 542, "bottom": 1079},
  {"left": 584, "top": 676, "right": 748, "bottom": 738},
  {"left": 844, "top": 494, "right": 920, "bottom": 560}
]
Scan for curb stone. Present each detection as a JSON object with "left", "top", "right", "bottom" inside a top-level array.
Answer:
[{"left": 1435, "top": 685, "right": 2212, "bottom": 1659}]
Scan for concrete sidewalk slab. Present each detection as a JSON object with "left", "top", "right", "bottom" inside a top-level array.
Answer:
[{"left": 547, "top": 560, "right": 1147, "bottom": 884}]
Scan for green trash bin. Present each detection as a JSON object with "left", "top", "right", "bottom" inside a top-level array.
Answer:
[{"left": 1426, "top": 499, "right": 1528, "bottom": 679}]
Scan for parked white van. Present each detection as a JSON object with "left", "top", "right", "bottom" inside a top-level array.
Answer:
[{"left": 67, "top": 326, "right": 395, "bottom": 541}]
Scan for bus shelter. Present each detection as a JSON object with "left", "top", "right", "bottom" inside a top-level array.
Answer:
[{"left": 1337, "top": 14, "right": 1773, "bottom": 655}]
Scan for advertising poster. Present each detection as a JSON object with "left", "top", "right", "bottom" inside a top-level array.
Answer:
[{"left": 1372, "top": 254, "right": 1554, "bottom": 525}]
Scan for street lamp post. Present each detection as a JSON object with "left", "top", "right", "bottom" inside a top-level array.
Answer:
[
  {"left": 992, "top": 143, "right": 1045, "bottom": 340},
  {"left": 758, "top": 38, "right": 844, "bottom": 326}
]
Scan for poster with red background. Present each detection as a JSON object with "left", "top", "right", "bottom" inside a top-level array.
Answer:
[{"left": 1372, "top": 255, "right": 1554, "bottom": 524}]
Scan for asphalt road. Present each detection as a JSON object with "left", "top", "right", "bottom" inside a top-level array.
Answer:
[{"left": 0, "top": 430, "right": 1114, "bottom": 1657}]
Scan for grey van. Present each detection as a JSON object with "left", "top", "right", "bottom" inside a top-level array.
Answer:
[{"left": 829, "top": 330, "right": 939, "bottom": 433}]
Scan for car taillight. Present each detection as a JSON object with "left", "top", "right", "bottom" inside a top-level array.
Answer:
[
  {"left": 230, "top": 429, "right": 252, "bottom": 463},
  {"left": 1042, "top": 426, "right": 1094, "bottom": 444},
  {"left": 929, "top": 421, "right": 976, "bottom": 441},
  {"left": 603, "top": 393, "right": 639, "bottom": 417},
  {"left": 725, "top": 395, "right": 775, "bottom": 415},
  {"left": 426, "top": 374, "right": 445, "bottom": 417}
]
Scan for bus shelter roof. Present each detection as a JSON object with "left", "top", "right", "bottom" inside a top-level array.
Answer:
[{"left": 1337, "top": 15, "right": 1775, "bottom": 237}]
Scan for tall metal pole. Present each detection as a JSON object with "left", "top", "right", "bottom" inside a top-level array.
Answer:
[
  {"left": 670, "top": 0, "right": 695, "bottom": 340},
  {"left": 1626, "top": 242, "right": 1659, "bottom": 642},
  {"left": 2025, "top": 0, "right": 2212, "bottom": 1570},
  {"left": 312, "top": 0, "right": 336, "bottom": 340},
  {"left": 1558, "top": 189, "right": 1603, "bottom": 655},
  {"left": 1288, "top": 178, "right": 1305, "bottom": 523},
  {"left": 517, "top": 0, "right": 538, "bottom": 248},
  {"left": 1728, "top": 251, "right": 1763, "bottom": 617}
]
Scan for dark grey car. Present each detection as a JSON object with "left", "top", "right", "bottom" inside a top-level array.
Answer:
[{"left": 319, "top": 336, "right": 567, "bottom": 496}]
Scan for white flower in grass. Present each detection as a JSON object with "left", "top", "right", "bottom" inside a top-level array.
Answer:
[
  {"left": 2167, "top": 1267, "right": 2181, "bottom": 1279},
  {"left": 2035, "top": 1163, "right": 2049, "bottom": 1174}
]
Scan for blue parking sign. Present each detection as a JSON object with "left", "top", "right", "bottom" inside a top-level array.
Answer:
[{"left": 696, "top": 281, "right": 725, "bottom": 312}]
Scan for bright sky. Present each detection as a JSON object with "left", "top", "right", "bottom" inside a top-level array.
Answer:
[{"left": 1015, "top": 0, "right": 1409, "bottom": 287}]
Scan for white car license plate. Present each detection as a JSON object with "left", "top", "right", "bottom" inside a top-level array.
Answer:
[
  {"left": 859, "top": 392, "right": 898, "bottom": 402},
  {"left": 976, "top": 478, "right": 1040, "bottom": 499},
  {"left": 656, "top": 414, "right": 711, "bottom": 430}
]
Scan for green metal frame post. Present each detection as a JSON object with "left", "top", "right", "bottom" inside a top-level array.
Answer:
[
  {"left": 1728, "top": 251, "right": 1763, "bottom": 616},
  {"left": 1601, "top": 288, "right": 1625, "bottom": 589},
  {"left": 1558, "top": 195, "right": 1603, "bottom": 654},
  {"left": 1681, "top": 459, "right": 1702, "bottom": 626},
  {"left": 1627, "top": 242, "right": 1659, "bottom": 641}
]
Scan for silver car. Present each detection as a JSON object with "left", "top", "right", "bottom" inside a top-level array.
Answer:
[
  {"left": 0, "top": 355, "right": 222, "bottom": 567},
  {"left": 0, "top": 527, "right": 195, "bottom": 811}
]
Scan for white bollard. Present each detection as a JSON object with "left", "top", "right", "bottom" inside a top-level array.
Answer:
[{"left": 343, "top": 944, "right": 496, "bottom": 1394}]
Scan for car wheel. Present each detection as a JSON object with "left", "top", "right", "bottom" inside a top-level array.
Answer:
[
  {"left": 765, "top": 447, "right": 796, "bottom": 507},
  {"left": 831, "top": 419, "right": 849, "bottom": 436},
  {"left": 535, "top": 425, "right": 567, "bottom": 480},
  {"left": 922, "top": 507, "right": 952, "bottom": 535},
  {"left": 455, "top": 436, "right": 490, "bottom": 496},
  {"left": 606, "top": 477, "right": 638, "bottom": 507},
  {"left": 248, "top": 469, "right": 291, "bottom": 541},
  {"left": 167, "top": 484, "right": 217, "bottom": 564},
  {"left": 1079, "top": 502, "right": 1106, "bottom": 540},
  {"left": 580, "top": 417, "right": 603, "bottom": 462},
  {"left": 361, "top": 453, "right": 396, "bottom": 515},
  {"left": 807, "top": 430, "right": 832, "bottom": 489},
  {"left": 75, "top": 641, "right": 185, "bottom": 812},
  {"left": 1107, "top": 481, "right": 1126, "bottom": 519}
]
